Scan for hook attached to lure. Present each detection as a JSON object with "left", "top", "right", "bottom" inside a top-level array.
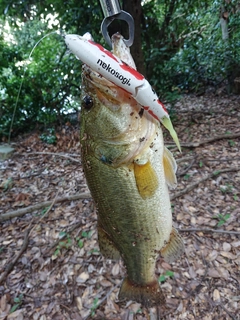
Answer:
[
  {"left": 65, "top": 34, "right": 181, "bottom": 152},
  {"left": 99, "top": 0, "right": 134, "bottom": 48}
]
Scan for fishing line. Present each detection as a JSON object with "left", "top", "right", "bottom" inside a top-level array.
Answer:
[{"left": 8, "top": 30, "right": 64, "bottom": 144}]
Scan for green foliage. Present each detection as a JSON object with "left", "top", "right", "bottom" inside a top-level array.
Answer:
[
  {"left": 90, "top": 297, "right": 99, "bottom": 317},
  {"left": 228, "top": 140, "right": 235, "bottom": 147},
  {"left": 1, "top": 0, "right": 240, "bottom": 136},
  {"left": 54, "top": 232, "right": 72, "bottom": 256},
  {"left": 159, "top": 270, "right": 174, "bottom": 283},
  {"left": 76, "top": 238, "right": 84, "bottom": 248},
  {"left": 41, "top": 206, "right": 50, "bottom": 215},
  {"left": 2, "top": 178, "right": 13, "bottom": 191},
  {"left": 10, "top": 294, "right": 23, "bottom": 313},
  {"left": 213, "top": 213, "right": 231, "bottom": 227},
  {"left": 81, "top": 230, "right": 92, "bottom": 239},
  {"left": 40, "top": 128, "right": 57, "bottom": 144},
  {"left": 183, "top": 174, "right": 191, "bottom": 180},
  {"left": 0, "top": 17, "right": 81, "bottom": 139}
]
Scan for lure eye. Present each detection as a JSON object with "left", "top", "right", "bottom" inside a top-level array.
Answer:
[{"left": 82, "top": 95, "right": 93, "bottom": 109}]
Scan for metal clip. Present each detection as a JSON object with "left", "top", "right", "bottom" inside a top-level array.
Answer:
[{"left": 99, "top": 0, "right": 134, "bottom": 48}]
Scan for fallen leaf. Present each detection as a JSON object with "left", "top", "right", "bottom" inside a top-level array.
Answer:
[
  {"left": 76, "top": 297, "right": 82, "bottom": 311},
  {"left": 76, "top": 272, "right": 89, "bottom": 283},
  {"left": 213, "top": 289, "right": 221, "bottom": 302}
]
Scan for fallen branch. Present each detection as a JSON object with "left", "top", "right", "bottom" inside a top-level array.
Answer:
[
  {"left": 0, "top": 192, "right": 91, "bottom": 222},
  {"left": 166, "top": 132, "right": 240, "bottom": 149},
  {"left": 171, "top": 166, "right": 239, "bottom": 201},
  {"left": 180, "top": 132, "right": 240, "bottom": 148},
  {"left": 29, "top": 190, "right": 60, "bottom": 237},
  {"left": 178, "top": 228, "right": 240, "bottom": 235},
  {"left": 0, "top": 192, "right": 60, "bottom": 284},
  {"left": 0, "top": 227, "right": 30, "bottom": 285},
  {"left": 177, "top": 158, "right": 195, "bottom": 176},
  {"left": 16, "top": 151, "right": 81, "bottom": 164},
  {"left": 176, "top": 156, "right": 195, "bottom": 164},
  {"left": 178, "top": 109, "right": 239, "bottom": 117}
]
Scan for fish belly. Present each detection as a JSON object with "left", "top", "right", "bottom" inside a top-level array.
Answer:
[{"left": 81, "top": 125, "right": 172, "bottom": 306}]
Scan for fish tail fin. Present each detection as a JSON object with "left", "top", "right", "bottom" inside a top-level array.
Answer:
[{"left": 118, "top": 277, "right": 165, "bottom": 307}]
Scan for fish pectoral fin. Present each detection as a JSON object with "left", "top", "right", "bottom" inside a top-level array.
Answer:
[
  {"left": 119, "top": 277, "right": 165, "bottom": 308},
  {"left": 163, "top": 147, "right": 177, "bottom": 189},
  {"left": 98, "top": 225, "right": 120, "bottom": 260},
  {"left": 160, "top": 227, "right": 185, "bottom": 263},
  {"left": 134, "top": 161, "right": 159, "bottom": 199}
]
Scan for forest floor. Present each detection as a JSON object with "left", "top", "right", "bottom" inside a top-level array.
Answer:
[{"left": 0, "top": 93, "right": 239, "bottom": 320}]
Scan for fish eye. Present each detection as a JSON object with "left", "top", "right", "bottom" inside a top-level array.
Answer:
[{"left": 82, "top": 95, "right": 93, "bottom": 109}]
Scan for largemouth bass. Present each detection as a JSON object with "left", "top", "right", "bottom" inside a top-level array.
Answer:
[{"left": 79, "top": 33, "right": 184, "bottom": 307}]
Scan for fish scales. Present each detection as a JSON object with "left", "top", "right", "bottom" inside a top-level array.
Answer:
[{"left": 80, "top": 33, "right": 184, "bottom": 307}]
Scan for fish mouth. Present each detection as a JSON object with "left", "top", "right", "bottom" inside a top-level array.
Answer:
[
  {"left": 81, "top": 33, "right": 161, "bottom": 166},
  {"left": 82, "top": 64, "right": 159, "bottom": 166}
]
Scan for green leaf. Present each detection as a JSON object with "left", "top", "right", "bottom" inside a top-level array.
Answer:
[
  {"left": 159, "top": 275, "right": 166, "bottom": 283},
  {"left": 233, "top": 194, "right": 238, "bottom": 201},
  {"left": 217, "top": 220, "right": 225, "bottom": 227},
  {"left": 10, "top": 304, "right": 19, "bottom": 313},
  {"left": 59, "top": 231, "right": 67, "bottom": 238},
  {"left": 165, "top": 270, "right": 174, "bottom": 277},
  {"left": 78, "top": 240, "right": 84, "bottom": 248}
]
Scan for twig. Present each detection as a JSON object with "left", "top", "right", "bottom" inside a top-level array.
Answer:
[
  {"left": 29, "top": 190, "right": 59, "bottom": 237},
  {"left": 176, "top": 156, "right": 195, "bottom": 163},
  {"left": 156, "top": 306, "right": 162, "bottom": 320},
  {"left": 171, "top": 166, "right": 239, "bottom": 201},
  {"left": 219, "top": 304, "right": 236, "bottom": 320},
  {"left": 177, "top": 158, "right": 195, "bottom": 176},
  {"left": 179, "top": 132, "right": 240, "bottom": 148},
  {"left": 16, "top": 151, "right": 81, "bottom": 163},
  {"left": 0, "top": 192, "right": 91, "bottom": 222},
  {"left": 178, "top": 109, "right": 239, "bottom": 117},
  {"left": 83, "top": 284, "right": 119, "bottom": 320},
  {"left": 0, "top": 226, "right": 31, "bottom": 284},
  {"left": 166, "top": 132, "right": 240, "bottom": 149},
  {"left": 178, "top": 228, "right": 240, "bottom": 235},
  {"left": 123, "top": 310, "right": 130, "bottom": 320},
  {"left": 0, "top": 191, "right": 60, "bottom": 284},
  {"left": 43, "top": 220, "right": 83, "bottom": 255}
]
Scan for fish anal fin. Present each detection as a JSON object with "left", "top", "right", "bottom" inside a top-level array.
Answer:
[
  {"left": 119, "top": 277, "right": 165, "bottom": 308},
  {"left": 134, "top": 161, "right": 158, "bottom": 199},
  {"left": 98, "top": 226, "right": 120, "bottom": 260},
  {"left": 163, "top": 147, "right": 177, "bottom": 189},
  {"left": 161, "top": 227, "right": 185, "bottom": 263}
]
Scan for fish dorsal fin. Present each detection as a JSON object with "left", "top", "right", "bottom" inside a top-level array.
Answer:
[
  {"left": 134, "top": 161, "right": 159, "bottom": 199},
  {"left": 163, "top": 147, "right": 177, "bottom": 189},
  {"left": 160, "top": 227, "right": 185, "bottom": 263}
]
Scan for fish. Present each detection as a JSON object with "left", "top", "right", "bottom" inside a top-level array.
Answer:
[{"left": 79, "top": 33, "right": 184, "bottom": 307}]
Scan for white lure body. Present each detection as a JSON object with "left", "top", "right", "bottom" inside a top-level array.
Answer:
[
  {"left": 65, "top": 34, "right": 181, "bottom": 151},
  {"left": 65, "top": 34, "right": 169, "bottom": 122}
]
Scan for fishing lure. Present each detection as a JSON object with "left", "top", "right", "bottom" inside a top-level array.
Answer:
[{"left": 65, "top": 34, "right": 181, "bottom": 151}]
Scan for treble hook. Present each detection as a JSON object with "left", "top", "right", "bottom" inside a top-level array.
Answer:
[{"left": 99, "top": 0, "right": 134, "bottom": 48}]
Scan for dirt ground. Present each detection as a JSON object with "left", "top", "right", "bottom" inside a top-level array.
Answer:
[{"left": 0, "top": 93, "right": 239, "bottom": 320}]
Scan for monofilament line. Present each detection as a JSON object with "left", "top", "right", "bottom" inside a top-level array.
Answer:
[{"left": 8, "top": 30, "right": 61, "bottom": 144}]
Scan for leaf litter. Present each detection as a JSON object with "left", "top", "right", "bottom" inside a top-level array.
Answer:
[{"left": 0, "top": 93, "right": 239, "bottom": 320}]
